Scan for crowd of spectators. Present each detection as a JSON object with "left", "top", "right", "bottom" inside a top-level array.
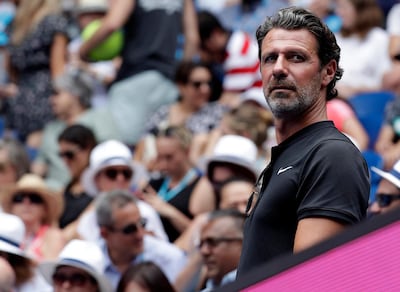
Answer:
[{"left": 0, "top": 0, "right": 399, "bottom": 291}]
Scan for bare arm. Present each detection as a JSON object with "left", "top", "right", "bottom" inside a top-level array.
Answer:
[
  {"left": 182, "top": 0, "right": 199, "bottom": 59},
  {"left": 41, "top": 227, "right": 66, "bottom": 260},
  {"left": 189, "top": 177, "right": 216, "bottom": 216},
  {"left": 79, "top": 0, "right": 135, "bottom": 60},
  {"left": 293, "top": 217, "right": 346, "bottom": 253},
  {"left": 50, "top": 33, "right": 69, "bottom": 78},
  {"left": 342, "top": 117, "right": 369, "bottom": 151}
]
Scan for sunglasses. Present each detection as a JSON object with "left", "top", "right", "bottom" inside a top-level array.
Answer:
[
  {"left": 109, "top": 218, "right": 147, "bottom": 235},
  {"left": 102, "top": 168, "right": 133, "bottom": 180},
  {"left": 58, "top": 149, "right": 79, "bottom": 160},
  {"left": 188, "top": 80, "right": 212, "bottom": 89},
  {"left": 11, "top": 192, "right": 44, "bottom": 205},
  {"left": 52, "top": 272, "right": 96, "bottom": 287},
  {"left": 392, "top": 54, "right": 400, "bottom": 62},
  {"left": 198, "top": 236, "right": 243, "bottom": 249},
  {"left": 375, "top": 193, "right": 400, "bottom": 207}
]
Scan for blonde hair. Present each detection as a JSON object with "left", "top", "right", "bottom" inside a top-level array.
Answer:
[{"left": 11, "top": 0, "right": 60, "bottom": 45}]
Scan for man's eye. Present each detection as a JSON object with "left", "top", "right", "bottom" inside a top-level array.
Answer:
[
  {"left": 263, "top": 55, "right": 276, "bottom": 63},
  {"left": 289, "top": 54, "right": 305, "bottom": 62}
]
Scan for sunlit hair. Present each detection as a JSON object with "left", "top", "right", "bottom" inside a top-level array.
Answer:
[
  {"left": 11, "top": 0, "right": 60, "bottom": 45},
  {"left": 256, "top": 6, "right": 343, "bottom": 100},
  {"left": 154, "top": 125, "right": 193, "bottom": 150},
  {"left": 340, "top": 0, "right": 383, "bottom": 38}
]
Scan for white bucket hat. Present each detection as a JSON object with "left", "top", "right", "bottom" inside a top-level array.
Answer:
[
  {"left": 76, "top": 0, "right": 108, "bottom": 15},
  {"left": 81, "top": 140, "right": 146, "bottom": 196},
  {"left": 206, "top": 135, "right": 259, "bottom": 182},
  {"left": 371, "top": 160, "right": 400, "bottom": 188},
  {"left": 0, "top": 213, "right": 28, "bottom": 258},
  {"left": 39, "top": 239, "right": 112, "bottom": 292}
]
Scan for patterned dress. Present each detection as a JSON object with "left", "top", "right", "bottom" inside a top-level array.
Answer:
[{"left": 6, "top": 14, "right": 69, "bottom": 141}]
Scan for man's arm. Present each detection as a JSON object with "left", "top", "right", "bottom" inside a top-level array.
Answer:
[
  {"left": 79, "top": 0, "right": 135, "bottom": 60},
  {"left": 293, "top": 217, "right": 346, "bottom": 253},
  {"left": 182, "top": 0, "right": 199, "bottom": 59}
]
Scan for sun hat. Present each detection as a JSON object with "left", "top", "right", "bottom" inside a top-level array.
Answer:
[
  {"left": 1, "top": 174, "right": 63, "bottom": 226},
  {"left": 39, "top": 239, "right": 112, "bottom": 292},
  {"left": 76, "top": 0, "right": 108, "bottom": 15},
  {"left": 0, "top": 212, "right": 28, "bottom": 258},
  {"left": 206, "top": 135, "right": 259, "bottom": 182},
  {"left": 81, "top": 140, "right": 147, "bottom": 196},
  {"left": 371, "top": 160, "right": 400, "bottom": 188}
]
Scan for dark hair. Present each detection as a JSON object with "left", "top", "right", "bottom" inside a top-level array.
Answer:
[
  {"left": 208, "top": 208, "right": 246, "bottom": 232},
  {"left": 174, "top": 60, "right": 212, "bottom": 85},
  {"left": 58, "top": 124, "right": 97, "bottom": 150},
  {"left": 116, "top": 262, "right": 176, "bottom": 292},
  {"left": 255, "top": 6, "right": 343, "bottom": 100},
  {"left": 340, "top": 0, "right": 384, "bottom": 38},
  {"left": 197, "top": 10, "right": 226, "bottom": 46}
]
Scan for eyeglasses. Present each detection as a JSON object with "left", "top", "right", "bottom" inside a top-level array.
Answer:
[
  {"left": 188, "top": 80, "right": 212, "bottom": 89},
  {"left": 108, "top": 218, "right": 147, "bottom": 235},
  {"left": 11, "top": 192, "right": 44, "bottom": 205},
  {"left": 52, "top": 272, "right": 95, "bottom": 287},
  {"left": 198, "top": 237, "right": 243, "bottom": 249},
  {"left": 102, "top": 168, "right": 133, "bottom": 180},
  {"left": 58, "top": 149, "right": 80, "bottom": 160},
  {"left": 375, "top": 193, "right": 400, "bottom": 207}
]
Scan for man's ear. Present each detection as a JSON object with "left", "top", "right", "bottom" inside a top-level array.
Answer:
[{"left": 322, "top": 59, "right": 337, "bottom": 87}]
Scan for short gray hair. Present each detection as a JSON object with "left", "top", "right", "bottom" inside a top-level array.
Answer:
[
  {"left": 0, "top": 138, "right": 30, "bottom": 180},
  {"left": 95, "top": 189, "right": 138, "bottom": 227}
]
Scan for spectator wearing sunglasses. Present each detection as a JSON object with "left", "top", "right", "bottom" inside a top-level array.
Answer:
[
  {"left": 95, "top": 190, "right": 187, "bottom": 289},
  {"left": 1, "top": 174, "right": 65, "bottom": 262},
  {"left": 75, "top": 139, "right": 168, "bottom": 243},
  {"left": 31, "top": 66, "right": 121, "bottom": 191},
  {"left": 0, "top": 212, "right": 52, "bottom": 292},
  {"left": 39, "top": 239, "right": 112, "bottom": 292},
  {"left": 135, "top": 60, "right": 227, "bottom": 172},
  {"left": 57, "top": 125, "right": 96, "bottom": 231},
  {"left": 369, "top": 160, "right": 400, "bottom": 216}
]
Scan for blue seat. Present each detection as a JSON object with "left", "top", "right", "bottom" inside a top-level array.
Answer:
[
  {"left": 348, "top": 91, "right": 395, "bottom": 150},
  {"left": 362, "top": 150, "right": 383, "bottom": 204}
]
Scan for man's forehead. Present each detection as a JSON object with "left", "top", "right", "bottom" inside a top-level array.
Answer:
[{"left": 261, "top": 28, "right": 318, "bottom": 53}]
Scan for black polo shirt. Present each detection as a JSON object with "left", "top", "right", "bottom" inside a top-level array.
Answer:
[{"left": 237, "top": 121, "right": 370, "bottom": 277}]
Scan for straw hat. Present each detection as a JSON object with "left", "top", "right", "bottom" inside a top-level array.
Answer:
[
  {"left": 39, "top": 239, "right": 112, "bottom": 292},
  {"left": 1, "top": 174, "right": 63, "bottom": 226}
]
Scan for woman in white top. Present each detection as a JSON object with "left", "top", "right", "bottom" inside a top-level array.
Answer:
[{"left": 334, "top": 0, "right": 391, "bottom": 99}]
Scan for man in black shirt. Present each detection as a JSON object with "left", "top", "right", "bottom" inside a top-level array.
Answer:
[{"left": 237, "top": 7, "right": 370, "bottom": 277}]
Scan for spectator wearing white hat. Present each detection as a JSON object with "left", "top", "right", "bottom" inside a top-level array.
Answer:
[
  {"left": 189, "top": 134, "right": 260, "bottom": 216},
  {"left": 369, "top": 160, "right": 400, "bottom": 216},
  {"left": 39, "top": 239, "right": 112, "bottom": 292},
  {"left": 0, "top": 213, "right": 51, "bottom": 292},
  {"left": 76, "top": 139, "right": 168, "bottom": 242}
]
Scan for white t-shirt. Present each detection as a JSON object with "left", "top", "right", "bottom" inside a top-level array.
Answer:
[
  {"left": 387, "top": 4, "right": 400, "bottom": 36},
  {"left": 335, "top": 27, "right": 391, "bottom": 89}
]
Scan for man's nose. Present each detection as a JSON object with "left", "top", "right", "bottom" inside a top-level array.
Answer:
[{"left": 272, "top": 55, "right": 288, "bottom": 79}]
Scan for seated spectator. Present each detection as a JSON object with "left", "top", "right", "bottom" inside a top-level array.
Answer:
[
  {"left": 95, "top": 190, "right": 187, "bottom": 289},
  {"left": 31, "top": 66, "right": 121, "bottom": 191},
  {"left": 135, "top": 60, "right": 227, "bottom": 170},
  {"left": 218, "top": 177, "right": 254, "bottom": 214},
  {"left": 176, "top": 209, "right": 245, "bottom": 292},
  {"left": 0, "top": 137, "right": 30, "bottom": 188},
  {"left": 305, "top": 0, "right": 342, "bottom": 33},
  {"left": 327, "top": 97, "right": 369, "bottom": 150},
  {"left": 117, "top": 261, "right": 176, "bottom": 292},
  {"left": 141, "top": 126, "right": 203, "bottom": 242},
  {"left": 197, "top": 10, "right": 262, "bottom": 107},
  {"left": 369, "top": 160, "right": 400, "bottom": 216},
  {"left": 75, "top": 139, "right": 167, "bottom": 242},
  {"left": 39, "top": 239, "right": 112, "bottom": 292},
  {"left": 1, "top": 174, "right": 65, "bottom": 262},
  {"left": 334, "top": 0, "right": 391, "bottom": 99},
  {"left": 0, "top": 213, "right": 51, "bottom": 291},
  {"left": 189, "top": 134, "right": 259, "bottom": 215},
  {"left": 57, "top": 125, "right": 97, "bottom": 229}
]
